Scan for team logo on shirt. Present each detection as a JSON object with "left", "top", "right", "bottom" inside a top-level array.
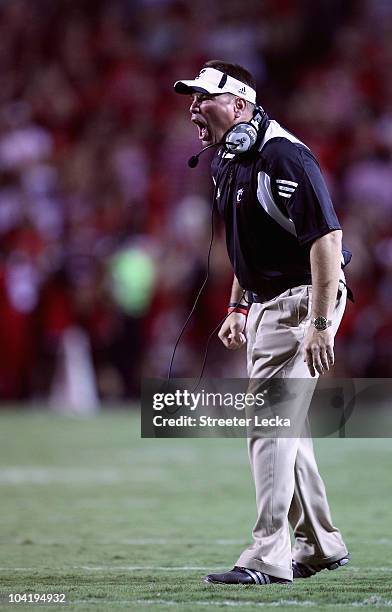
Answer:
[
  {"left": 276, "top": 179, "right": 298, "bottom": 199},
  {"left": 236, "top": 187, "right": 245, "bottom": 203}
]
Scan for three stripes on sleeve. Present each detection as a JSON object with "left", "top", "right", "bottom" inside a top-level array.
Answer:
[{"left": 276, "top": 179, "right": 298, "bottom": 199}]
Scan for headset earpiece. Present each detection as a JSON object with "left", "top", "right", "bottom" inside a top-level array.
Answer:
[
  {"left": 222, "top": 106, "right": 267, "bottom": 155},
  {"left": 223, "top": 122, "right": 258, "bottom": 154}
]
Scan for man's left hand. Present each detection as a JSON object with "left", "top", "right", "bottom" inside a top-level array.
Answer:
[{"left": 303, "top": 326, "right": 334, "bottom": 377}]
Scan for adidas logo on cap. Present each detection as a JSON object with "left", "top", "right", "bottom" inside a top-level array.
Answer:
[{"left": 238, "top": 86, "right": 247, "bottom": 94}]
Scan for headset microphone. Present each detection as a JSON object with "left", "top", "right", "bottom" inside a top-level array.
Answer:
[
  {"left": 188, "top": 141, "right": 238, "bottom": 168},
  {"left": 188, "top": 154, "right": 202, "bottom": 168}
]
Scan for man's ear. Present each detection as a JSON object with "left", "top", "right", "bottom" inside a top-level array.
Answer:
[{"left": 234, "top": 97, "right": 247, "bottom": 118}]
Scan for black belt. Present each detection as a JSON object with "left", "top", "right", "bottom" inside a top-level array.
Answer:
[
  {"left": 250, "top": 280, "right": 354, "bottom": 305},
  {"left": 249, "top": 286, "right": 299, "bottom": 303}
]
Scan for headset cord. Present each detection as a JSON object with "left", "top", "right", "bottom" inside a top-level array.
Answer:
[
  {"left": 190, "top": 289, "right": 246, "bottom": 393},
  {"left": 165, "top": 290, "right": 247, "bottom": 414},
  {"left": 166, "top": 182, "right": 218, "bottom": 382},
  {"left": 166, "top": 153, "right": 241, "bottom": 384}
]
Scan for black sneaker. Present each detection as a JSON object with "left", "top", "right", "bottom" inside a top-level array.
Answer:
[
  {"left": 204, "top": 566, "right": 290, "bottom": 585},
  {"left": 292, "top": 553, "right": 351, "bottom": 579}
]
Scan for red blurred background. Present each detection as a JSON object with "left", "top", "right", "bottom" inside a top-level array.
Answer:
[{"left": 0, "top": 0, "right": 391, "bottom": 404}]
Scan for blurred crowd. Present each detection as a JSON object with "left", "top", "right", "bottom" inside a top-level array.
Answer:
[{"left": 0, "top": 0, "right": 391, "bottom": 403}]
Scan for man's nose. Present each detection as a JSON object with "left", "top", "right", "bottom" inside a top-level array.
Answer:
[{"left": 189, "top": 97, "right": 199, "bottom": 113}]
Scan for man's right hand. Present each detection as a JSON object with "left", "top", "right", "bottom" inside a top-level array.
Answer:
[{"left": 218, "top": 313, "right": 247, "bottom": 350}]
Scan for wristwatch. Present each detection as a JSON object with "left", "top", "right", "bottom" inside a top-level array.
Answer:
[{"left": 312, "top": 316, "right": 332, "bottom": 331}]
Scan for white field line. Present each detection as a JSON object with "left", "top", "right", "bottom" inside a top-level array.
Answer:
[
  {"left": 79, "top": 566, "right": 222, "bottom": 571},
  {"left": 3, "top": 537, "right": 391, "bottom": 546},
  {"left": 0, "top": 537, "right": 247, "bottom": 546},
  {"left": 117, "top": 538, "right": 247, "bottom": 545},
  {"left": 0, "top": 566, "right": 220, "bottom": 572},
  {"left": 72, "top": 600, "right": 316, "bottom": 608},
  {"left": 0, "top": 565, "right": 391, "bottom": 573},
  {"left": 0, "top": 568, "right": 38, "bottom": 571},
  {"left": 82, "top": 565, "right": 392, "bottom": 573},
  {"left": 350, "top": 566, "right": 392, "bottom": 572},
  {"left": 68, "top": 598, "right": 392, "bottom": 608},
  {"left": 0, "top": 467, "right": 138, "bottom": 484}
]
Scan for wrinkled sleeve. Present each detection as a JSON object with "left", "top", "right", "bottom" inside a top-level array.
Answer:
[{"left": 263, "top": 139, "right": 341, "bottom": 245}]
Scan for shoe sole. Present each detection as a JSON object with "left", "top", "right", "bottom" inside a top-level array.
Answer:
[
  {"left": 203, "top": 577, "right": 251, "bottom": 585},
  {"left": 203, "top": 576, "right": 290, "bottom": 585},
  {"left": 293, "top": 555, "right": 351, "bottom": 579}
]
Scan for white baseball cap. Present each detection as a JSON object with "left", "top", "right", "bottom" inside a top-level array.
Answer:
[{"left": 174, "top": 67, "right": 256, "bottom": 105}]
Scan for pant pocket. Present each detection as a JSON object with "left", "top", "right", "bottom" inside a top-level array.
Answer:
[
  {"left": 278, "top": 286, "right": 310, "bottom": 327},
  {"left": 297, "top": 286, "right": 311, "bottom": 326}
]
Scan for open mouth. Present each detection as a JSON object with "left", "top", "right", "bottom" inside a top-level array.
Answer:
[{"left": 192, "top": 118, "right": 211, "bottom": 143}]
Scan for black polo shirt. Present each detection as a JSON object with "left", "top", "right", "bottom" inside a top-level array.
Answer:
[{"left": 212, "top": 119, "right": 351, "bottom": 301}]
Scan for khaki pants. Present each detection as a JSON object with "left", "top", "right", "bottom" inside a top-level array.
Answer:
[{"left": 236, "top": 282, "right": 349, "bottom": 581}]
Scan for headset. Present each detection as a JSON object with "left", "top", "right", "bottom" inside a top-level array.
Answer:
[
  {"left": 222, "top": 105, "right": 267, "bottom": 154},
  {"left": 188, "top": 106, "right": 268, "bottom": 167}
]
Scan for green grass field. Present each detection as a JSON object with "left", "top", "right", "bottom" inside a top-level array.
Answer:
[{"left": 0, "top": 410, "right": 391, "bottom": 611}]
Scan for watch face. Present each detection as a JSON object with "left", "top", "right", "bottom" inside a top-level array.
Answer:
[{"left": 314, "top": 316, "right": 328, "bottom": 331}]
